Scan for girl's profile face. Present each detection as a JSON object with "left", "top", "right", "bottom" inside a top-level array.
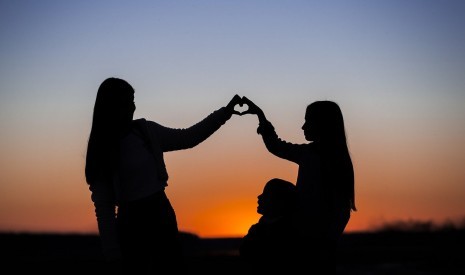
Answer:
[
  {"left": 302, "top": 111, "right": 317, "bottom": 142},
  {"left": 117, "top": 91, "right": 136, "bottom": 125},
  {"left": 257, "top": 187, "right": 273, "bottom": 215}
]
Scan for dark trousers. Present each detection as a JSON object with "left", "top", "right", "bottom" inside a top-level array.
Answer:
[{"left": 117, "top": 191, "right": 183, "bottom": 274}]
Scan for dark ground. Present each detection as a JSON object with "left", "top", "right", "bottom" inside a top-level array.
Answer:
[{"left": 1, "top": 230, "right": 464, "bottom": 274}]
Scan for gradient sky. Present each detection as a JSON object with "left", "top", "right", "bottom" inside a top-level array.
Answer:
[{"left": 1, "top": 0, "right": 464, "bottom": 238}]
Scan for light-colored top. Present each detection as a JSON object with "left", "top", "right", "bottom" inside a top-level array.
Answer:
[{"left": 89, "top": 107, "right": 229, "bottom": 260}]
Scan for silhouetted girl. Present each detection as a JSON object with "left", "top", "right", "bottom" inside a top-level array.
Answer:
[
  {"left": 85, "top": 77, "right": 242, "bottom": 273},
  {"left": 242, "top": 97, "right": 356, "bottom": 271},
  {"left": 240, "top": 178, "right": 299, "bottom": 269}
]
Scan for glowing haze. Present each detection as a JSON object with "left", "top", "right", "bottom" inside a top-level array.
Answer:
[{"left": 1, "top": 1, "right": 464, "bottom": 238}]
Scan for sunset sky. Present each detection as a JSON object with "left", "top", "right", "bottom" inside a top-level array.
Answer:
[{"left": 1, "top": 0, "right": 464, "bottom": 238}]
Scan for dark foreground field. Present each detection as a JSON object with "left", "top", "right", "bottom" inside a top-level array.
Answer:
[{"left": 1, "top": 229, "right": 464, "bottom": 274}]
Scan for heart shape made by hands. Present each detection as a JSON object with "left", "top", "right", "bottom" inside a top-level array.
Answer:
[{"left": 234, "top": 103, "right": 249, "bottom": 115}]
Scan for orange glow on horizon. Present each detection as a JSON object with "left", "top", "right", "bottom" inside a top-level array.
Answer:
[
  {"left": 1, "top": 144, "right": 464, "bottom": 238},
  {"left": 1, "top": 110, "right": 464, "bottom": 238}
]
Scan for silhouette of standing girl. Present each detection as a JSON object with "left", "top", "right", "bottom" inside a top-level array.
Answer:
[
  {"left": 85, "top": 77, "right": 242, "bottom": 273},
  {"left": 242, "top": 97, "right": 356, "bottom": 271}
]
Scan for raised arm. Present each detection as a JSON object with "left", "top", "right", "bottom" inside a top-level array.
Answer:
[
  {"left": 241, "top": 96, "right": 306, "bottom": 163},
  {"left": 149, "top": 94, "right": 243, "bottom": 152},
  {"left": 241, "top": 96, "right": 267, "bottom": 125}
]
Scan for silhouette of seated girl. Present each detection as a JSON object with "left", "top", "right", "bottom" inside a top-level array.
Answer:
[{"left": 239, "top": 178, "right": 299, "bottom": 268}]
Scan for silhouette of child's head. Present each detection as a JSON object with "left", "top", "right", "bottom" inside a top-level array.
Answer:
[
  {"left": 302, "top": 100, "right": 347, "bottom": 144},
  {"left": 257, "top": 178, "right": 297, "bottom": 217}
]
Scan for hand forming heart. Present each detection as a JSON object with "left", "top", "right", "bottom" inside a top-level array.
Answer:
[
  {"left": 233, "top": 102, "right": 249, "bottom": 115},
  {"left": 227, "top": 95, "right": 258, "bottom": 116}
]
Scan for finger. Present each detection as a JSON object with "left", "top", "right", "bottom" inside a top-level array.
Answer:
[
  {"left": 229, "top": 95, "right": 240, "bottom": 107},
  {"left": 227, "top": 96, "right": 239, "bottom": 109},
  {"left": 242, "top": 96, "right": 253, "bottom": 106},
  {"left": 235, "top": 95, "right": 244, "bottom": 107},
  {"left": 237, "top": 95, "right": 245, "bottom": 106}
]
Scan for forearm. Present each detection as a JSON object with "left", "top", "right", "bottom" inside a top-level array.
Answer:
[
  {"left": 257, "top": 120, "right": 303, "bottom": 163},
  {"left": 94, "top": 203, "right": 121, "bottom": 261},
  {"left": 89, "top": 183, "right": 121, "bottom": 261},
  {"left": 256, "top": 109, "right": 267, "bottom": 124},
  {"left": 157, "top": 107, "right": 230, "bottom": 151}
]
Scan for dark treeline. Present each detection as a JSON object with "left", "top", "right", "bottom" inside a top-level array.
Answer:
[
  {"left": 1, "top": 226, "right": 464, "bottom": 274},
  {"left": 373, "top": 217, "right": 465, "bottom": 233}
]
